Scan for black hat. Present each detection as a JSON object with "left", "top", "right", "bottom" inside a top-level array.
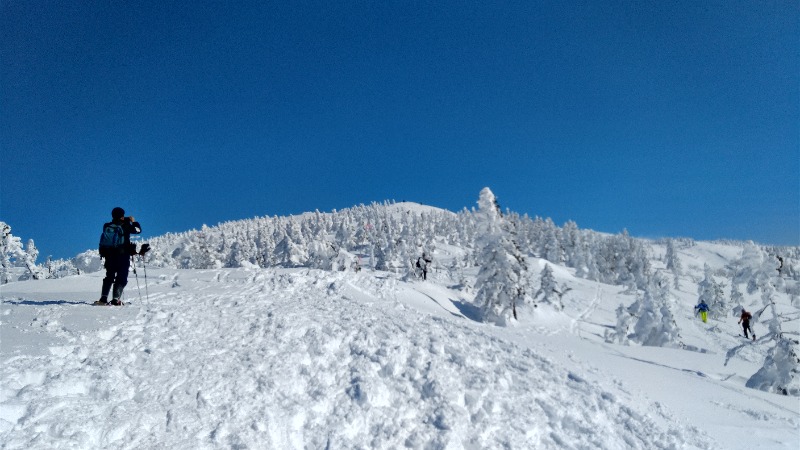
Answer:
[{"left": 112, "top": 207, "right": 125, "bottom": 219}]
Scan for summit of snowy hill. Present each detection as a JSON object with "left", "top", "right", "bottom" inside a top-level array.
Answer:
[{"left": 383, "top": 201, "right": 457, "bottom": 216}]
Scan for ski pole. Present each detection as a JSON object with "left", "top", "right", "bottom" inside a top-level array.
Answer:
[
  {"left": 132, "top": 255, "right": 142, "bottom": 304},
  {"left": 137, "top": 244, "right": 152, "bottom": 304},
  {"left": 141, "top": 254, "right": 149, "bottom": 303}
]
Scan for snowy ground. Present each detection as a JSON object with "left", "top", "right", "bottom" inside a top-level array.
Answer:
[{"left": 1, "top": 243, "right": 798, "bottom": 449}]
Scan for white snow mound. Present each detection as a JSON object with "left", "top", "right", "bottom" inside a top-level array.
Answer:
[{"left": 0, "top": 268, "right": 716, "bottom": 449}]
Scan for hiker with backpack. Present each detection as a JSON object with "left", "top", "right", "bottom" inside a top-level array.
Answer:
[
  {"left": 95, "top": 207, "right": 141, "bottom": 306},
  {"left": 739, "top": 308, "right": 755, "bottom": 340},
  {"left": 694, "top": 300, "right": 710, "bottom": 323},
  {"left": 416, "top": 252, "right": 432, "bottom": 280}
]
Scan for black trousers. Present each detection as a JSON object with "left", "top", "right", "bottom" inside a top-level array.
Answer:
[{"left": 101, "top": 254, "right": 131, "bottom": 300}]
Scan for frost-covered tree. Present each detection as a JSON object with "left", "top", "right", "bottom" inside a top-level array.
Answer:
[
  {"left": 628, "top": 272, "right": 682, "bottom": 348},
  {"left": 1, "top": 222, "right": 44, "bottom": 282},
  {"left": 543, "top": 223, "right": 563, "bottom": 264},
  {"left": 606, "top": 303, "right": 634, "bottom": 345},
  {"left": 736, "top": 242, "right": 767, "bottom": 287},
  {"left": 534, "top": 264, "right": 566, "bottom": 310},
  {"left": 562, "top": 221, "right": 593, "bottom": 279},
  {"left": 727, "top": 280, "right": 800, "bottom": 396},
  {"left": 307, "top": 241, "right": 336, "bottom": 271},
  {"left": 112, "top": 196, "right": 663, "bottom": 297},
  {"left": 473, "top": 188, "right": 528, "bottom": 325},
  {"left": 730, "top": 279, "right": 744, "bottom": 314},
  {"left": 697, "top": 264, "right": 725, "bottom": 320},
  {"left": 274, "top": 220, "right": 309, "bottom": 267},
  {"left": 191, "top": 226, "right": 221, "bottom": 269},
  {"left": 711, "top": 279, "right": 727, "bottom": 320},
  {"left": 1, "top": 222, "right": 23, "bottom": 283},
  {"left": 746, "top": 336, "right": 800, "bottom": 396},
  {"left": 665, "top": 238, "right": 682, "bottom": 289},
  {"left": 561, "top": 221, "right": 580, "bottom": 264},
  {"left": 592, "top": 230, "right": 651, "bottom": 291},
  {"left": 664, "top": 238, "right": 682, "bottom": 273}
]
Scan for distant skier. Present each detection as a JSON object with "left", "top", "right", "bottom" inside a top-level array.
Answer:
[
  {"left": 416, "top": 252, "right": 432, "bottom": 280},
  {"left": 738, "top": 309, "right": 755, "bottom": 340},
  {"left": 95, "top": 207, "right": 141, "bottom": 306},
  {"left": 694, "top": 300, "right": 709, "bottom": 323}
]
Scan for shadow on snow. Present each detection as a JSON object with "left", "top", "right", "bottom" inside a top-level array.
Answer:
[{"left": 2, "top": 299, "right": 88, "bottom": 306}]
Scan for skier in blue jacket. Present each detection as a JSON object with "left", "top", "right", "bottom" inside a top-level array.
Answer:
[{"left": 694, "top": 301, "right": 709, "bottom": 323}]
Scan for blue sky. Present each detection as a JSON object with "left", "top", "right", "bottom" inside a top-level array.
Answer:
[{"left": 2, "top": 1, "right": 798, "bottom": 259}]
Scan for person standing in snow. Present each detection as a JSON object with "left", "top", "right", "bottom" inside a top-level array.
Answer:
[
  {"left": 416, "top": 252, "right": 432, "bottom": 280},
  {"left": 95, "top": 207, "right": 141, "bottom": 306},
  {"left": 694, "top": 300, "right": 709, "bottom": 323},
  {"left": 739, "top": 309, "right": 755, "bottom": 340}
]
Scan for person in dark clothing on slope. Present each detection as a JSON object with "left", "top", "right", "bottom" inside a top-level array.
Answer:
[
  {"left": 416, "top": 252, "right": 432, "bottom": 280},
  {"left": 95, "top": 207, "right": 141, "bottom": 306},
  {"left": 739, "top": 309, "right": 755, "bottom": 340}
]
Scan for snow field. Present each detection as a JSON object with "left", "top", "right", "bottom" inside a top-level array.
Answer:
[{"left": 1, "top": 267, "right": 719, "bottom": 449}]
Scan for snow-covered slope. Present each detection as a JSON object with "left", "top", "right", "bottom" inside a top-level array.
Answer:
[{"left": 2, "top": 239, "right": 798, "bottom": 449}]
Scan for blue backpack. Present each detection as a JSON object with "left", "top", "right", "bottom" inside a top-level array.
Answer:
[{"left": 99, "top": 223, "right": 125, "bottom": 257}]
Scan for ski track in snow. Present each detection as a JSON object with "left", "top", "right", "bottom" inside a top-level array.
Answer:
[{"left": 0, "top": 268, "right": 718, "bottom": 450}]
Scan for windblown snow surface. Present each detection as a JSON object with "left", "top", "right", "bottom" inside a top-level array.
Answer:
[{"left": 1, "top": 242, "right": 798, "bottom": 449}]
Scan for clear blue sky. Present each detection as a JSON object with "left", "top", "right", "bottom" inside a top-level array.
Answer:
[{"left": 2, "top": 1, "right": 798, "bottom": 259}]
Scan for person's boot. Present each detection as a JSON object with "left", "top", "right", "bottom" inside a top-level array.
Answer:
[
  {"left": 110, "top": 298, "right": 123, "bottom": 306},
  {"left": 93, "top": 296, "right": 108, "bottom": 306}
]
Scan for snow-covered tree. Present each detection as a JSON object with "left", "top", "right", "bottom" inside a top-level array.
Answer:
[
  {"left": 725, "top": 282, "right": 800, "bottom": 396},
  {"left": 542, "top": 223, "right": 563, "bottom": 264},
  {"left": 308, "top": 241, "right": 337, "bottom": 271},
  {"left": 628, "top": 272, "right": 682, "bottom": 348},
  {"left": 697, "top": 264, "right": 725, "bottom": 320},
  {"left": 592, "top": 230, "right": 651, "bottom": 291},
  {"left": 473, "top": 188, "right": 528, "bottom": 325},
  {"left": 664, "top": 238, "right": 681, "bottom": 273},
  {"left": 1, "top": 222, "right": 44, "bottom": 282},
  {"left": 736, "top": 242, "right": 768, "bottom": 287},
  {"left": 730, "top": 279, "right": 744, "bottom": 314},
  {"left": 109, "top": 196, "right": 664, "bottom": 298},
  {"left": 665, "top": 238, "right": 682, "bottom": 289},
  {"left": 1, "top": 222, "right": 23, "bottom": 283},
  {"left": 746, "top": 336, "right": 800, "bottom": 396},
  {"left": 534, "top": 264, "right": 567, "bottom": 310},
  {"left": 606, "top": 303, "right": 634, "bottom": 345},
  {"left": 274, "top": 220, "right": 309, "bottom": 267},
  {"left": 191, "top": 226, "right": 221, "bottom": 269}
]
